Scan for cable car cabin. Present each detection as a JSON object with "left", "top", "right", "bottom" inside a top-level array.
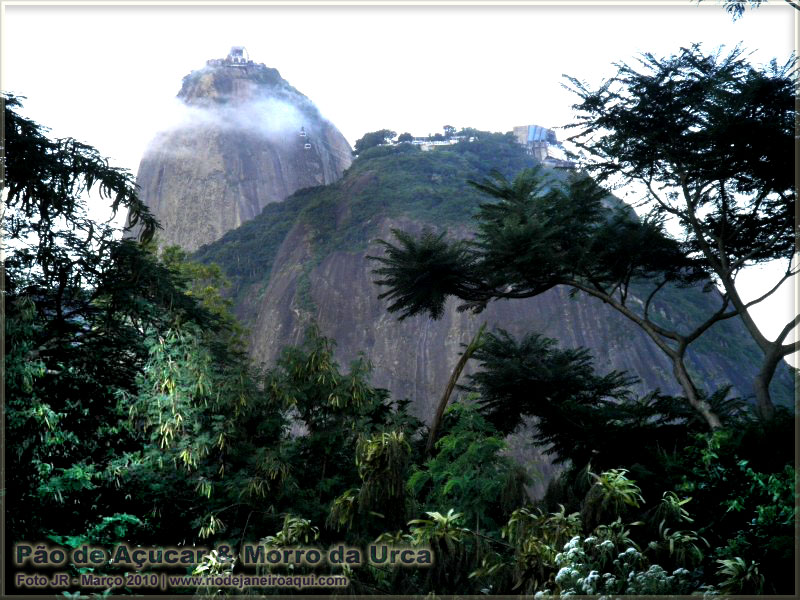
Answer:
[
  {"left": 304, "top": 142, "right": 312, "bottom": 150},
  {"left": 299, "top": 127, "right": 307, "bottom": 137}
]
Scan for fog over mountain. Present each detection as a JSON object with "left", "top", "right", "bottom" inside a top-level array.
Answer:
[{"left": 127, "top": 49, "right": 352, "bottom": 251}]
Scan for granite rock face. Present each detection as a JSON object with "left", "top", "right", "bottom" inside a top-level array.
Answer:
[
  {"left": 128, "top": 57, "right": 352, "bottom": 251},
  {"left": 188, "top": 132, "right": 791, "bottom": 496},
  {"left": 196, "top": 138, "right": 793, "bottom": 421},
  {"left": 241, "top": 213, "right": 789, "bottom": 423}
]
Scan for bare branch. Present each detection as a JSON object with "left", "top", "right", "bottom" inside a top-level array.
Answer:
[
  {"left": 685, "top": 294, "right": 737, "bottom": 345},
  {"left": 775, "top": 313, "right": 800, "bottom": 347},
  {"left": 570, "top": 280, "right": 682, "bottom": 348},
  {"left": 645, "top": 178, "right": 683, "bottom": 218},
  {"left": 742, "top": 269, "right": 796, "bottom": 310},
  {"left": 643, "top": 279, "right": 668, "bottom": 321},
  {"left": 779, "top": 338, "right": 799, "bottom": 358}
]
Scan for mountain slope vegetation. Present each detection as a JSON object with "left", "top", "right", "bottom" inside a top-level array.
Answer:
[{"left": 195, "top": 133, "right": 793, "bottom": 407}]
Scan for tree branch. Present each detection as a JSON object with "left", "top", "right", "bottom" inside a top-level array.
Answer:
[
  {"left": 569, "top": 280, "right": 682, "bottom": 352},
  {"left": 685, "top": 294, "right": 735, "bottom": 345},
  {"left": 426, "top": 323, "right": 486, "bottom": 456},
  {"left": 775, "top": 313, "right": 800, "bottom": 348},
  {"left": 779, "top": 339, "right": 799, "bottom": 358},
  {"left": 742, "top": 268, "right": 796, "bottom": 310},
  {"left": 644, "top": 279, "right": 668, "bottom": 321}
]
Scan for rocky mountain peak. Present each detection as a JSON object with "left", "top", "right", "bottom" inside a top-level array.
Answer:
[
  {"left": 177, "top": 48, "right": 313, "bottom": 112},
  {"left": 127, "top": 49, "right": 352, "bottom": 251}
]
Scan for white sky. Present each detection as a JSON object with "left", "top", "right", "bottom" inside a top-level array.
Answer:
[{"left": 1, "top": 1, "right": 797, "bottom": 359}]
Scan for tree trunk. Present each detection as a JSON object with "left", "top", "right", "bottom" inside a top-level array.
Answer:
[
  {"left": 426, "top": 323, "right": 486, "bottom": 455},
  {"left": 672, "top": 353, "right": 721, "bottom": 429},
  {"left": 753, "top": 351, "right": 781, "bottom": 421},
  {"left": 570, "top": 281, "right": 721, "bottom": 429}
]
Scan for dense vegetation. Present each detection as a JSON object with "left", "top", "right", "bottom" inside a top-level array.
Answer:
[
  {"left": 4, "top": 43, "right": 796, "bottom": 598},
  {"left": 196, "top": 125, "right": 792, "bottom": 405},
  {"left": 194, "top": 128, "right": 542, "bottom": 306}
]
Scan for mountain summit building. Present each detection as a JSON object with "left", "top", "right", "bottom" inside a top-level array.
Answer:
[
  {"left": 513, "top": 124, "right": 575, "bottom": 169},
  {"left": 206, "top": 46, "right": 261, "bottom": 68}
]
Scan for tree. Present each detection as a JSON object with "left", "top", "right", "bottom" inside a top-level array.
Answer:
[
  {"left": 443, "top": 125, "right": 457, "bottom": 138},
  {"left": 409, "top": 402, "right": 530, "bottom": 533},
  {"left": 2, "top": 94, "right": 285, "bottom": 567},
  {"left": 3, "top": 94, "right": 156, "bottom": 250},
  {"left": 3, "top": 93, "right": 159, "bottom": 348},
  {"left": 468, "top": 330, "right": 748, "bottom": 478},
  {"left": 371, "top": 167, "right": 726, "bottom": 428},
  {"left": 354, "top": 129, "right": 396, "bottom": 154},
  {"left": 426, "top": 323, "right": 486, "bottom": 455},
  {"left": 695, "top": 0, "right": 800, "bottom": 19},
  {"left": 469, "top": 330, "right": 633, "bottom": 446},
  {"left": 371, "top": 45, "right": 796, "bottom": 424},
  {"left": 265, "top": 325, "right": 421, "bottom": 530},
  {"left": 397, "top": 132, "right": 414, "bottom": 143},
  {"left": 564, "top": 44, "right": 796, "bottom": 419},
  {"left": 2, "top": 94, "right": 228, "bottom": 552},
  {"left": 458, "top": 127, "right": 481, "bottom": 139}
]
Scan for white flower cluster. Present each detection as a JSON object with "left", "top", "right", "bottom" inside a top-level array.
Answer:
[
  {"left": 625, "top": 564, "right": 693, "bottom": 594},
  {"left": 545, "top": 533, "right": 694, "bottom": 596}
]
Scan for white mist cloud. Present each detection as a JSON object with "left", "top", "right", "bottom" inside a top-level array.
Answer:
[
  {"left": 158, "top": 95, "right": 309, "bottom": 137},
  {"left": 142, "top": 93, "right": 317, "bottom": 161}
]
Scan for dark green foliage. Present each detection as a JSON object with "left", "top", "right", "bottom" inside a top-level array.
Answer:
[
  {"left": 373, "top": 167, "right": 701, "bottom": 319},
  {"left": 372, "top": 229, "right": 478, "bottom": 319},
  {"left": 408, "top": 403, "right": 530, "bottom": 533},
  {"left": 354, "top": 129, "right": 396, "bottom": 154},
  {"left": 468, "top": 330, "right": 634, "bottom": 443},
  {"left": 364, "top": 509, "right": 480, "bottom": 594},
  {"left": 5, "top": 291, "right": 149, "bottom": 542},
  {"left": 565, "top": 44, "right": 795, "bottom": 268},
  {"left": 4, "top": 97, "right": 189, "bottom": 554},
  {"left": 449, "top": 131, "right": 536, "bottom": 177},
  {"left": 533, "top": 408, "right": 795, "bottom": 594},
  {"left": 6, "top": 90, "right": 794, "bottom": 597},
  {"left": 485, "top": 440, "right": 794, "bottom": 595},
  {"left": 466, "top": 329, "right": 752, "bottom": 501},
  {"left": 3, "top": 93, "right": 157, "bottom": 253},
  {"left": 355, "top": 431, "right": 413, "bottom": 523},
  {"left": 328, "top": 429, "right": 416, "bottom": 536},
  {"left": 4, "top": 97, "right": 284, "bottom": 588},
  {"left": 264, "top": 325, "right": 423, "bottom": 537},
  {"left": 670, "top": 413, "right": 796, "bottom": 594},
  {"left": 461, "top": 325, "right": 792, "bottom": 591},
  {"left": 4, "top": 236, "right": 270, "bottom": 551},
  {"left": 2, "top": 96, "right": 184, "bottom": 554},
  {"left": 565, "top": 45, "right": 797, "bottom": 416},
  {"left": 355, "top": 140, "right": 421, "bottom": 160}
]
